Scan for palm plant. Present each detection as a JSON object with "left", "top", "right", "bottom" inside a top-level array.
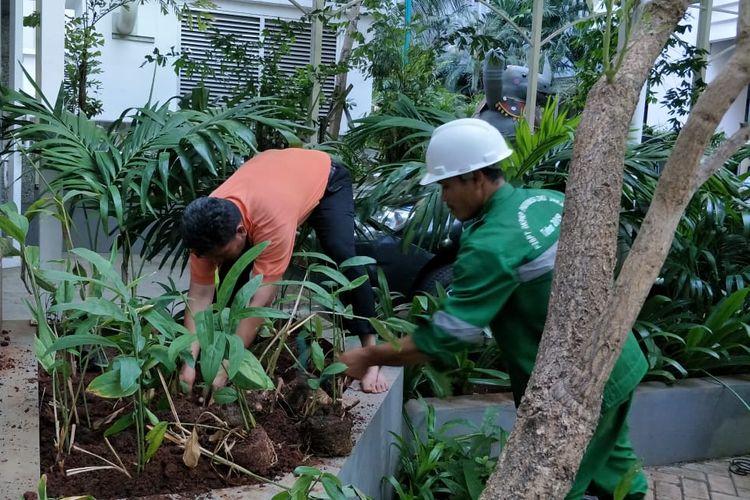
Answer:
[
  {"left": 0, "top": 79, "right": 302, "bottom": 276},
  {"left": 387, "top": 404, "right": 506, "bottom": 499},
  {"left": 635, "top": 289, "right": 750, "bottom": 382},
  {"left": 425, "top": 0, "right": 586, "bottom": 94},
  {"left": 348, "top": 98, "right": 578, "bottom": 253}
]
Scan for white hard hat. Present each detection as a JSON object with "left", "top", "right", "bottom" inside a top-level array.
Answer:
[{"left": 420, "top": 118, "right": 513, "bottom": 186}]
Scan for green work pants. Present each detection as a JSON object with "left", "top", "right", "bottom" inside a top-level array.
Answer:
[{"left": 565, "top": 396, "right": 648, "bottom": 500}]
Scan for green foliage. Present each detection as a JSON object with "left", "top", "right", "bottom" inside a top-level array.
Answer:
[
  {"left": 388, "top": 404, "right": 506, "bottom": 499},
  {"left": 352, "top": 5, "right": 439, "bottom": 107},
  {"left": 188, "top": 242, "right": 275, "bottom": 394},
  {"left": 635, "top": 289, "right": 750, "bottom": 382},
  {"left": 34, "top": 245, "right": 188, "bottom": 470},
  {"left": 161, "top": 19, "right": 330, "bottom": 146},
  {"left": 275, "top": 253, "right": 376, "bottom": 404},
  {"left": 0, "top": 80, "right": 300, "bottom": 274},
  {"left": 350, "top": 98, "right": 574, "bottom": 254},
  {"left": 435, "top": 0, "right": 586, "bottom": 94},
  {"left": 569, "top": 15, "right": 707, "bottom": 120},
  {"left": 64, "top": 13, "right": 105, "bottom": 117},
  {"left": 647, "top": 23, "right": 708, "bottom": 131},
  {"left": 60, "top": 1, "right": 216, "bottom": 116},
  {"left": 661, "top": 169, "right": 750, "bottom": 311},
  {"left": 504, "top": 98, "right": 579, "bottom": 185},
  {"left": 272, "top": 466, "right": 371, "bottom": 499}
]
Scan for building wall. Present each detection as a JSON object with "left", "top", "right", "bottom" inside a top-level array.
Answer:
[
  {"left": 90, "top": 0, "right": 373, "bottom": 132},
  {"left": 708, "top": 40, "right": 747, "bottom": 136}
]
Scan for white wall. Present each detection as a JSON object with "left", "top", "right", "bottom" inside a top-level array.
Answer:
[
  {"left": 98, "top": 2, "right": 180, "bottom": 120},
  {"left": 709, "top": 0, "right": 739, "bottom": 42},
  {"left": 708, "top": 40, "right": 746, "bottom": 136}
]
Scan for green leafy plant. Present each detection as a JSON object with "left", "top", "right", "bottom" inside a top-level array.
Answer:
[
  {"left": 60, "top": 0, "right": 216, "bottom": 116},
  {"left": 38, "top": 246, "right": 189, "bottom": 472},
  {"left": 272, "top": 465, "right": 370, "bottom": 500},
  {"left": 635, "top": 289, "right": 750, "bottom": 382},
  {"left": 1, "top": 77, "right": 301, "bottom": 277},
  {"left": 388, "top": 404, "right": 506, "bottom": 499},
  {"left": 272, "top": 252, "right": 376, "bottom": 407},
  {"left": 180, "top": 242, "right": 277, "bottom": 428},
  {"left": 36, "top": 473, "right": 96, "bottom": 500}
]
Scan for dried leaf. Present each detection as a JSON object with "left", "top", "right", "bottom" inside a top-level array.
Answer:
[
  {"left": 208, "top": 430, "right": 226, "bottom": 444},
  {"left": 92, "top": 407, "right": 126, "bottom": 430},
  {"left": 182, "top": 428, "right": 201, "bottom": 468}
]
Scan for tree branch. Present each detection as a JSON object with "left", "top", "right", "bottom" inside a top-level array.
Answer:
[
  {"left": 598, "top": 0, "right": 750, "bottom": 359},
  {"left": 696, "top": 124, "right": 750, "bottom": 186}
]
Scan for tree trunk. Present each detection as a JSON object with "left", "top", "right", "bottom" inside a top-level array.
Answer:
[
  {"left": 481, "top": 0, "right": 750, "bottom": 497},
  {"left": 326, "top": 0, "right": 362, "bottom": 139}
]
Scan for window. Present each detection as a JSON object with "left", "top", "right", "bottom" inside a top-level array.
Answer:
[{"left": 179, "top": 10, "right": 337, "bottom": 104}]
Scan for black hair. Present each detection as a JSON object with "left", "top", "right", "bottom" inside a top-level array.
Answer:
[
  {"left": 478, "top": 165, "right": 505, "bottom": 182},
  {"left": 458, "top": 164, "right": 505, "bottom": 183},
  {"left": 181, "top": 197, "right": 242, "bottom": 256}
]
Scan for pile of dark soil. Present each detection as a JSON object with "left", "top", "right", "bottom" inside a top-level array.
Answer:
[{"left": 38, "top": 369, "right": 353, "bottom": 499}]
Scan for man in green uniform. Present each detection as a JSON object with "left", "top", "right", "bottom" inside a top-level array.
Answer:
[{"left": 340, "top": 118, "right": 649, "bottom": 499}]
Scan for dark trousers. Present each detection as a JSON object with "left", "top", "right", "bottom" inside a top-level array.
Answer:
[{"left": 306, "top": 162, "right": 376, "bottom": 337}]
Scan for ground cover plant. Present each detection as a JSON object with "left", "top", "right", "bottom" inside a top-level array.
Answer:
[{"left": 387, "top": 404, "right": 506, "bottom": 500}]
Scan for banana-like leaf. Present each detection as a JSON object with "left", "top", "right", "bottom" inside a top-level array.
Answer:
[
  {"left": 216, "top": 241, "right": 270, "bottom": 311},
  {"left": 44, "top": 334, "right": 120, "bottom": 357},
  {"left": 50, "top": 299, "right": 128, "bottom": 323},
  {"left": 233, "top": 350, "right": 273, "bottom": 390},
  {"left": 311, "top": 341, "right": 325, "bottom": 372},
  {"left": 145, "top": 421, "right": 169, "bottom": 462},
  {"left": 0, "top": 202, "right": 29, "bottom": 242},
  {"left": 168, "top": 333, "right": 198, "bottom": 364},
  {"left": 88, "top": 369, "right": 139, "bottom": 398}
]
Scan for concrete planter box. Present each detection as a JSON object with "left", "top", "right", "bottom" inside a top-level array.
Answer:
[
  {"left": 193, "top": 366, "right": 404, "bottom": 500},
  {"left": 404, "top": 375, "right": 750, "bottom": 466},
  {"left": 0, "top": 321, "right": 404, "bottom": 500}
]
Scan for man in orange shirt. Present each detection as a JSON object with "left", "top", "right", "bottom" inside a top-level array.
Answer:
[{"left": 179, "top": 148, "right": 387, "bottom": 393}]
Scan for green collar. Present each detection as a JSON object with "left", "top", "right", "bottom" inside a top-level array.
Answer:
[{"left": 464, "top": 183, "right": 515, "bottom": 235}]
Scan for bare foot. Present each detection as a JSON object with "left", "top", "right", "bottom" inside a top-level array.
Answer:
[{"left": 360, "top": 365, "right": 388, "bottom": 394}]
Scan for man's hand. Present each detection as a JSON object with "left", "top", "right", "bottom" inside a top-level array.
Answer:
[
  {"left": 179, "top": 363, "right": 197, "bottom": 393},
  {"left": 211, "top": 361, "right": 230, "bottom": 392},
  {"left": 339, "top": 347, "right": 373, "bottom": 380}
]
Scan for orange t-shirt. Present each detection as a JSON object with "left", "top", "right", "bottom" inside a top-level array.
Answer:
[{"left": 189, "top": 148, "right": 331, "bottom": 285}]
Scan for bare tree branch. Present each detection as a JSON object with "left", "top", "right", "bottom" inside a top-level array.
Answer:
[{"left": 696, "top": 124, "right": 750, "bottom": 186}]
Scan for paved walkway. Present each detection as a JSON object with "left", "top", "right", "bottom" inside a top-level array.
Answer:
[{"left": 645, "top": 457, "right": 750, "bottom": 499}]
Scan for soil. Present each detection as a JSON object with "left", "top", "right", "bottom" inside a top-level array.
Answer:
[
  {"left": 37, "top": 360, "right": 354, "bottom": 499},
  {"left": 0, "top": 329, "right": 15, "bottom": 370},
  {"left": 303, "top": 415, "right": 353, "bottom": 457}
]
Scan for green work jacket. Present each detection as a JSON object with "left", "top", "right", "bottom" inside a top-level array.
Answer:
[{"left": 412, "top": 184, "right": 647, "bottom": 411}]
